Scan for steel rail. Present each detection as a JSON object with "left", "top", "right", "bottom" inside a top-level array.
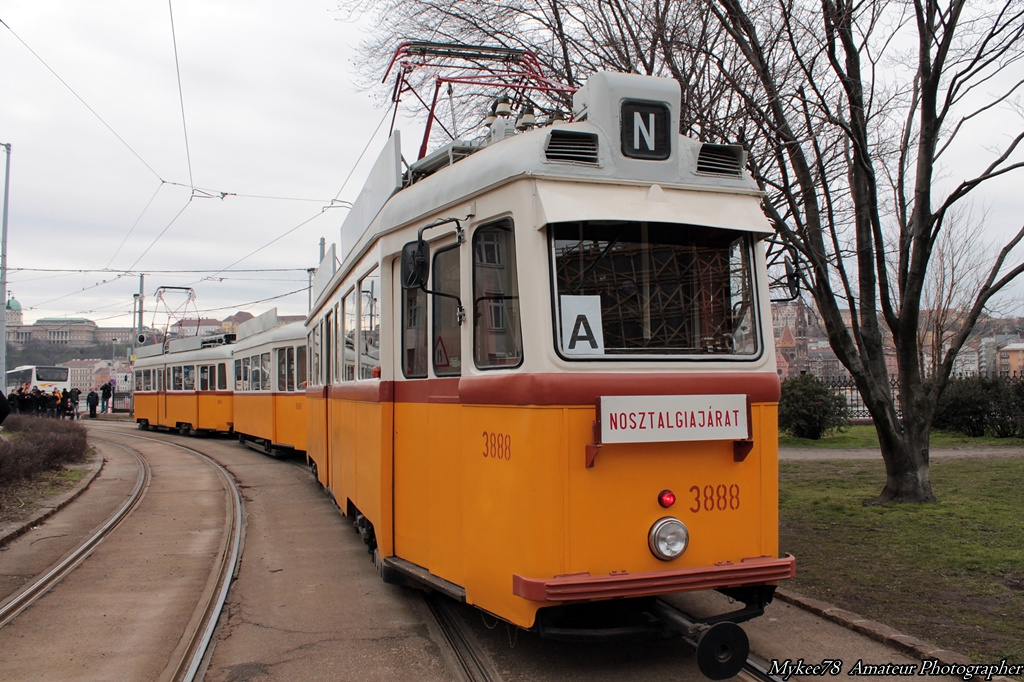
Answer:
[
  {"left": 423, "top": 593, "right": 505, "bottom": 682},
  {"left": 0, "top": 439, "right": 151, "bottom": 629},
  {"left": 90, "top": 427, "right": 244, "bottom": 682},
  {"left": 741, "top": 653, "right": 788, "bottom": 682}
]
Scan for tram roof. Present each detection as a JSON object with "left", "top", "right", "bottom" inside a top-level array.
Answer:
[{"left": 316, "top": 72, "right": 772, "bottom": 308}]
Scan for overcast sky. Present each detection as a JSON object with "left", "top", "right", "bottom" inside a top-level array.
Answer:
[{"left": 1, "top": 0, "right": 400, "bottom": 332}]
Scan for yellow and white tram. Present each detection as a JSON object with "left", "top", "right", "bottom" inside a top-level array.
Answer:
[
  {"left": 133, "top": 335, "right": 234, "bottom": 435},
  {"left": 305, "top": 64, "right": 793, "bottom": 672}
]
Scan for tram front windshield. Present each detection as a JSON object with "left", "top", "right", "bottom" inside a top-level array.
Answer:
[{"left": 552, "top": 221, "right": 759, "bottom": 357}]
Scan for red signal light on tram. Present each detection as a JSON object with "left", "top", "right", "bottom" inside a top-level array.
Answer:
[{"left": 658, "top": 490, "right": 676, "bottom": 508}]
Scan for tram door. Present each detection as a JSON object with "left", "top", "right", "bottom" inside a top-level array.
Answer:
[{"left": 393, "top": 241, "right": 464, "bottom": 582}]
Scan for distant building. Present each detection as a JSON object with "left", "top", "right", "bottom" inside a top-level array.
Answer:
[
  {"left": 4, "top": 301, "right": 292, "bottom": 348},
  {"left": 62, "top": 359, "right": 107, "bottom": 391},
  {"left": 951, "top": 344, "right": 979, "bottom": 377},
  {"left": 998, "top": 342, "right": 1024, "bottom": 377}
]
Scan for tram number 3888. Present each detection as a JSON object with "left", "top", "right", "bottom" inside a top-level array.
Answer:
[
  {"left": 690, "top": 484, "right": 741, "bottom": 513},
  {"left": 482, "top": 431, "right": 512, "bottom": 460}
]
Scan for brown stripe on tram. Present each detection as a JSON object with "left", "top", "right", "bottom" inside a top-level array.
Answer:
[{"left": 378, "top": 372, "right": 780, "bottom": 405}]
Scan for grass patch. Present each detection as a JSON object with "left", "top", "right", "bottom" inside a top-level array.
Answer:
[
  {"left": 0, "top": 415, "right": 91, "bottom": 527},
  {"left": 780, "top": 455, "right": 1024, "bottom": 664},
  {"left": 780, "top": 425, "right": 1024, "bottom": 449},
  {"left": 0, "top": 467, "right": 89, "bottom": 526}
]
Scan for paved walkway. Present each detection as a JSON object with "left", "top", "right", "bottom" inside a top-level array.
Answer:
[{"left": 780, "top": 444, "right": 1024, "bottom": 460}]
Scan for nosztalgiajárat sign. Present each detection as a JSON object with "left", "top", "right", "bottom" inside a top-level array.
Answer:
[{"left": 600, "top": 394, "right": 748, "bottom": 444}]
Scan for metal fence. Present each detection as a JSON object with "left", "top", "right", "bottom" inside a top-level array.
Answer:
[
  {"left": 815, "top": 375, "right": 901, "bottom": 420},
  {"left": 112, "top": 388, "right": 133, "bottom": 413}
]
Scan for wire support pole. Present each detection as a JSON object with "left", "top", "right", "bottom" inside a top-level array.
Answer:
[{"left": 1, "top": 142, "right": 11, "bottom": 379}]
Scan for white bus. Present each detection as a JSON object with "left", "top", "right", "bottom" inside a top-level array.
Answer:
[{"left": 6, "top": 365, "right": 72, "bottom": 395}]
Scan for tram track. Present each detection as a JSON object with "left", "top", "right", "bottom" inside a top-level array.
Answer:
[
  {"left": 89, "top": 427, "right": 245, "bottom": 682},
  {"left": 0, "top": 439, "right": 151, "bottom": 629},
  {"left": 0, "top": 426, "right": 244, "bottom": 682},
  {"left": 424, "top": 592, "right": 506, "bottom": 682}
]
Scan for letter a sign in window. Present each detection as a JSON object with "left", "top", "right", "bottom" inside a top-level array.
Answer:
[
  {"left": 621, "top": 100, "right": 671, "bottom": 160},
  {"left": 560, "top": 295, "right": 605, "bottom": 355}
]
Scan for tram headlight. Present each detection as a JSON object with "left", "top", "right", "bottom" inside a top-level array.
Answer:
[{"left": 648, "top": 517, "right": 689, "bottom": 561}]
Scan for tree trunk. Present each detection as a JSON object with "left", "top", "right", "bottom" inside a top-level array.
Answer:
[
  {"left": 875, "top": 435, "right": 937, "bottom": 504},
  {"left": 858, "top": 374, "right": 937, "bottom": 504}
]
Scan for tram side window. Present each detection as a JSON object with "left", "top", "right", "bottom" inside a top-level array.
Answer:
[
  {"left": 248, "top": 355, "right": 259, "bottom": 390},
  {"left": 243, "top": 357, "right": 252, "bottom": 391},
  {"left": 143, "top": 370, "right": 151, "bottom": 391},
  {"left": 135, "top": 371, "right": 142, "bottom": 391},
  {"left": 218, "top": 362, "right": 227, "bottom": 390},
  {"left": 433, "top": 244, "right": 462, "bottom": 376},
  {"left": 172, "top": 366, "right": 183, "bottom": 391},
  {"left": 473, "top": 220, "right": 523, "bottom": 369},
  {"left": 342, "top": 288, "right": 356, "bottom": 381},
  {"left": 277, "top": 349, "right": 288, "bottom": 391},
  {"left": 261, "top": 353, "right": 271, "bottom": 390},
  {"left": 183, "top": 365, "right": 195, "bottom": 391},
  {"left": 324, "top": 310, "right": 334, "bottom": 384},
  {"left": 402, "top": 285, "right": 428, "bottom": 378},
  {"left": 199, "top": 365, "right": 211, "bottom": 391},
  {"left": 360, "top": 268, "right": 381, "bottom": 379},
  {"left": 333, "top": 304, "right": 340, "bottom": 383},
  {"left": 297, "top": 345, "right": 307, "bottom": 388}
]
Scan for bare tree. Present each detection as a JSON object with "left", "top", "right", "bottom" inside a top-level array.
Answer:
[
  {"left": 698, "top": 0, "right": 1024, "bottom": 502},
  {"left": 909, "top": 206, "right": 991, "bottom": 378},
  {"left": 338, "top": 0, "right": 1024, "bottom": 502}
]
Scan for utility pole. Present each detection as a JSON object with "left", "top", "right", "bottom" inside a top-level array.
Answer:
[
  {"left": 138, "top": 273, "right": 145, "bottom": 335},
  {"left": 1, "top": 143, "right": 11, "bottom": 383}
]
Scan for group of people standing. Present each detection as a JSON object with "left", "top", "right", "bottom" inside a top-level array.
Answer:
[{"left": 7, "top": 381, "right": 115, "bottom": 420}]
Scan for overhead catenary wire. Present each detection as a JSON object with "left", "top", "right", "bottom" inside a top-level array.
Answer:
[
  {"left": 166, "top": 0, "right": 195, "bottom": 192},
  {"left": 0, "top": 17, "right": 164, "bottom": 182},
  {"left": 106, "top": 182, "right": 168, "bottom": 270},
  {"left": 3, "top": 8, "right": 400, "bottom": 324}
]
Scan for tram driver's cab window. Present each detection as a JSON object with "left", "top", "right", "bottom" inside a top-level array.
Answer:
[
  {"left": 473, "top": 220, "right": 523, "bottom": 369},
  {"left": 552, "top": 221, "right": 760, "bottom": 358}
]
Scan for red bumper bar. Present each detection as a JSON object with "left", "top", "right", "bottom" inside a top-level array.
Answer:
[{"left": 513, "top": 554, "right": 796, "bottom": 602}]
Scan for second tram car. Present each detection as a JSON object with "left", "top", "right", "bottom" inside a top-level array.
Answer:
[
  {"left": 231, "top": 316, "right": 308, "bottom": 453},
  {"left": 304, "top": 62, "right": 793, "bottom": 676},
  {"left": 134, "top": 309, "right": 308, "bottom": 453}
]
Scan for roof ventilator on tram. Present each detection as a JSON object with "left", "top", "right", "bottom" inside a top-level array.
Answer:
[
  {"left": 201, "top": 333, "right": 236, "bottom": 347},
  {"left": 406, "top": 141, "right": 481, "bottom": 184},
  {"left": 545, "top": 130, "right": 599, "bottom": 164},
  {"left": 695, "top": 143, "right": 745, "bottom": 177}
]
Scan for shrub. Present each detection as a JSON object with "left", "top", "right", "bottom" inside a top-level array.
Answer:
[
  {"left": 933, "top": 376, "right": 1024, "bottom": 438},
  {"left": 985, "top": 378, "right": 1023, "bottom": 438},
  {"left": 0, "top": 415, "right": 89, "bottom": 488},
  {"left": 933, "top": 376, "right": 990, "bottom": 437},
  {"left": 779, "top": 374, "right": 850, "bottom": 440}
]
